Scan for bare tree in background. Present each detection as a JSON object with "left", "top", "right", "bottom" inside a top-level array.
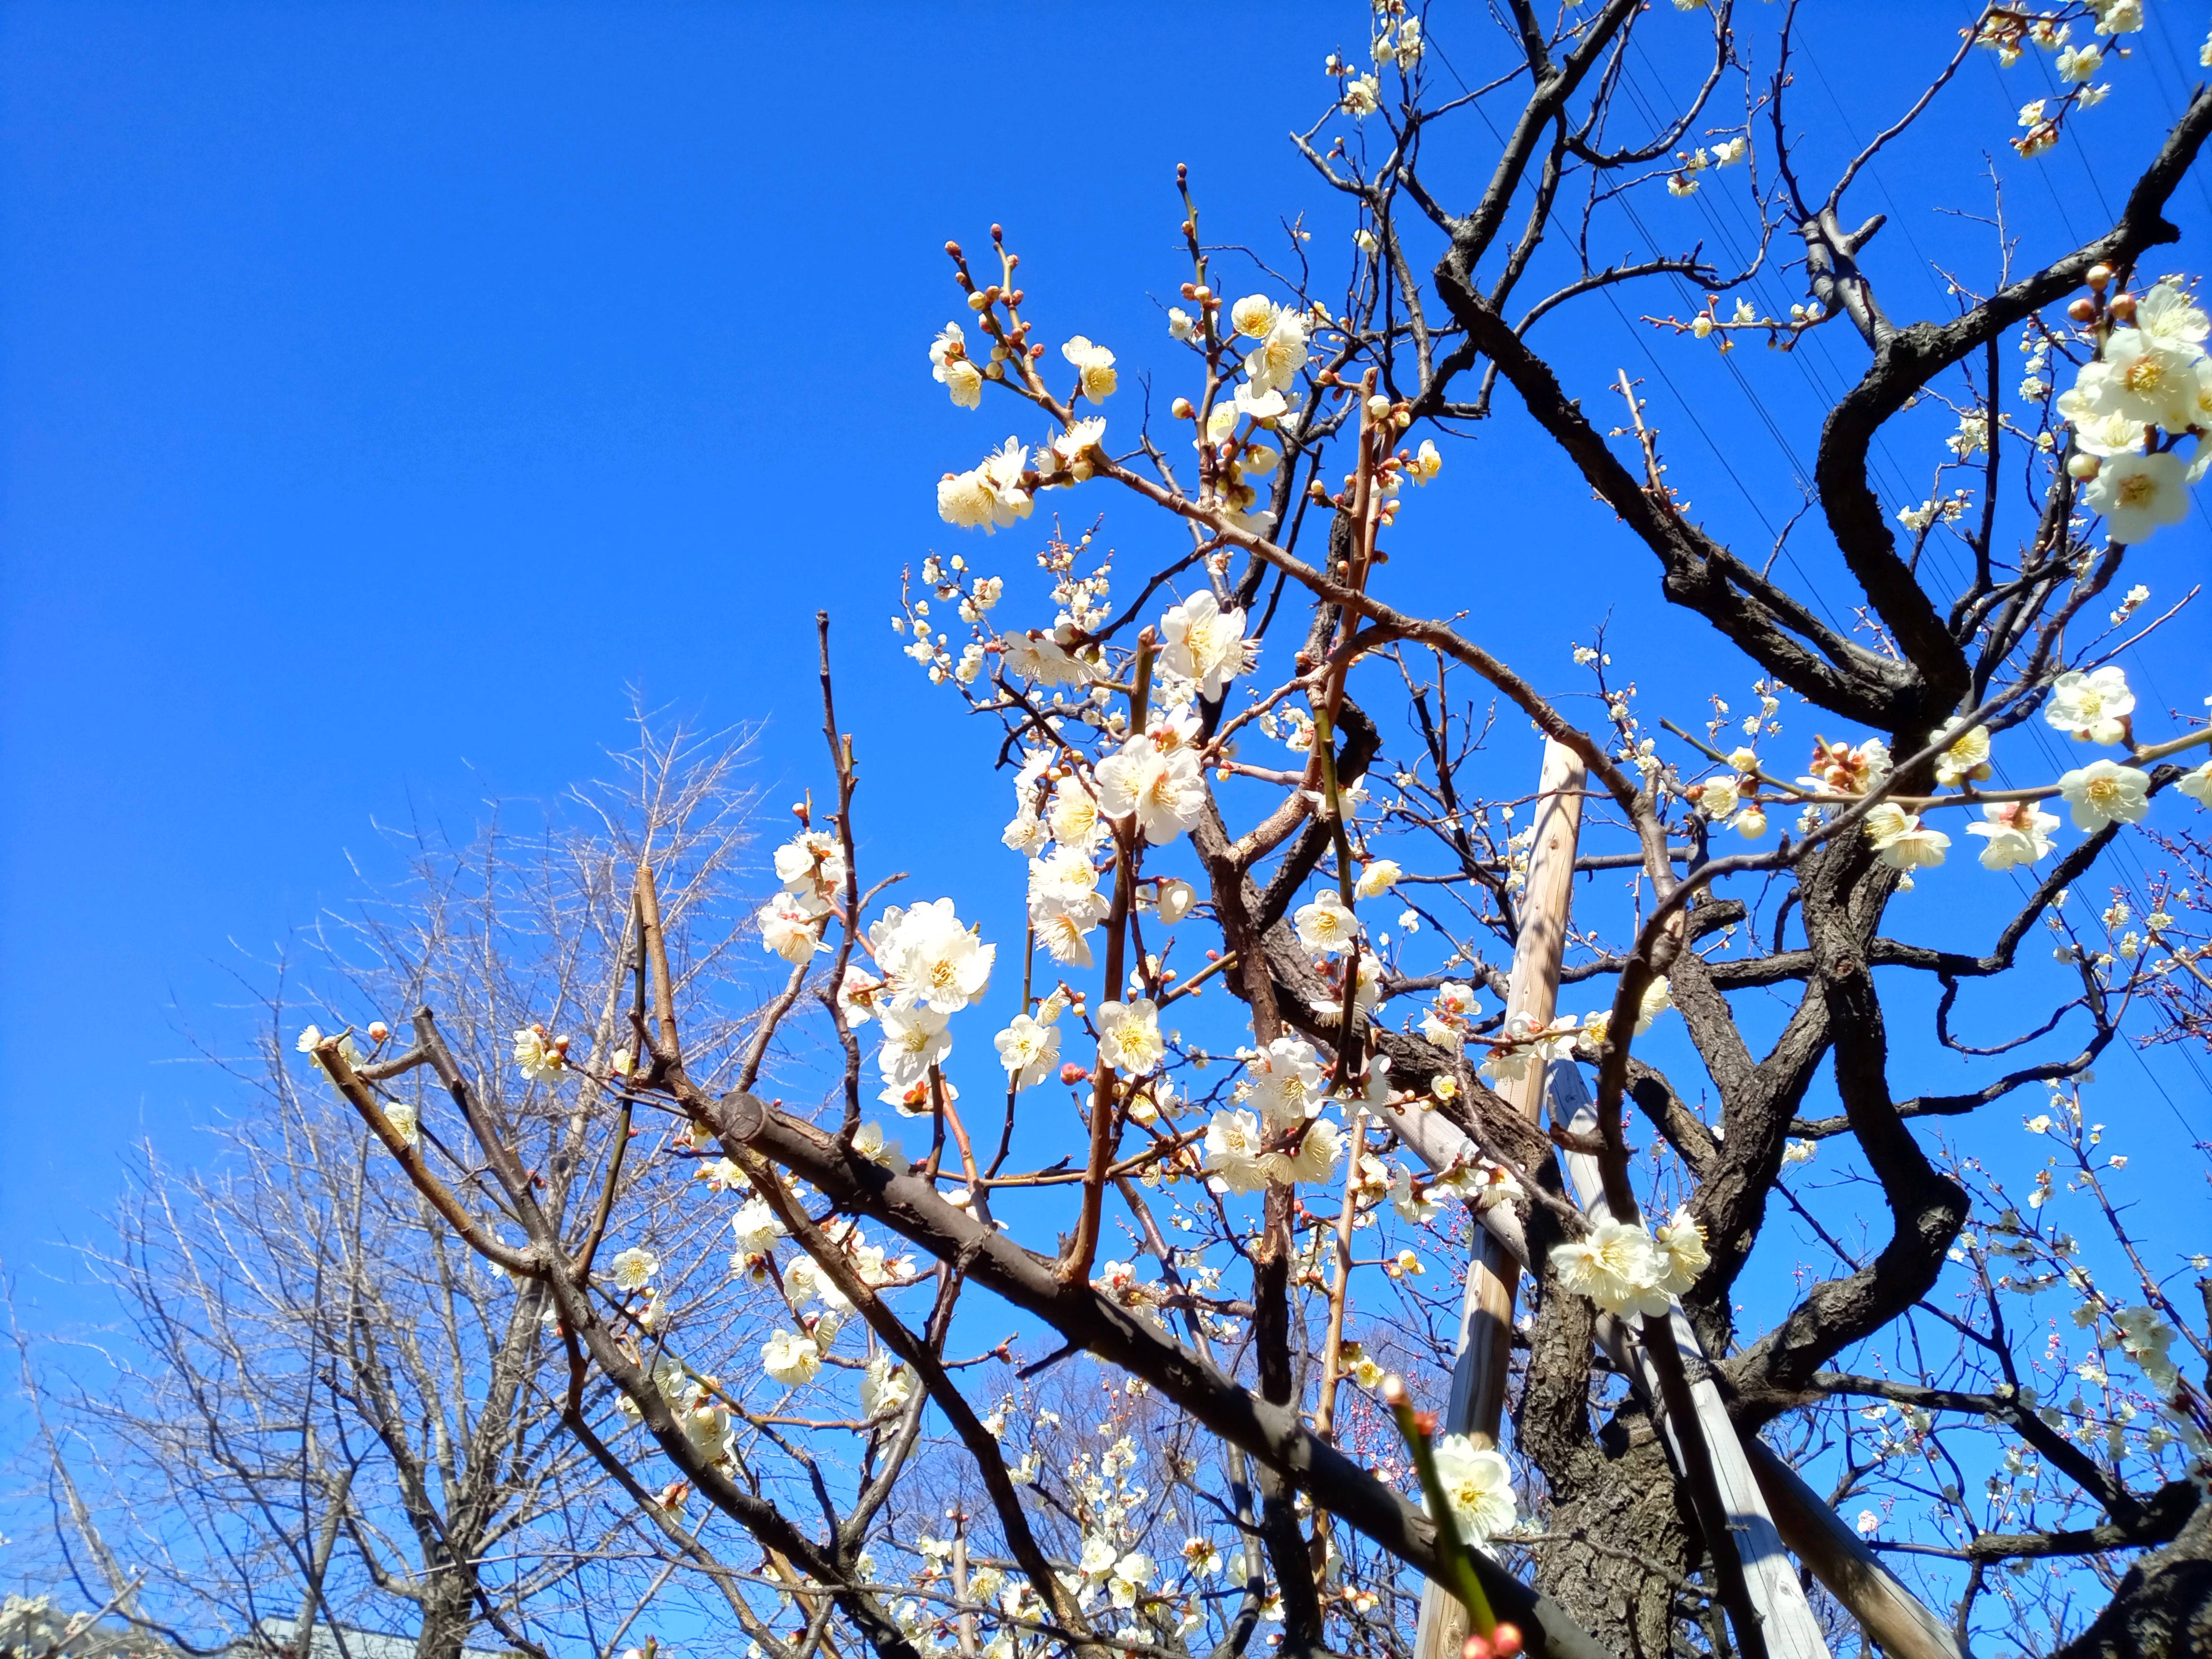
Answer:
[{"left": 22, "top": 719, "right": 762, "bottom": 1659}]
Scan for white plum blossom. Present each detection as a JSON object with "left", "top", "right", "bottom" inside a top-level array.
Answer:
[
  {"left": 512, "top": 1024, "right": 569, "bottom": 1082},
  {"left": 2137, "top": 280, "right": 2210, "bottom": 353},
  {"left": 1107, "top": 1553, "right": 1152, "bottom": 1609},
  {"left": 1276, "top": 1115, "right": 1343, "bottom": 1186},
  {"left": 860, "top": 1354, "right": 912, "bottom": 1417},
  {"left": 1967, "top": 801, "right": 2062, "bottom": 870},
  {"left": 928, "top": 322, "right": 983, "bottom": 408},
  {"left": 1429, "top": 1435, "right": 1518, "bottom": 1543},
  {"left": 2088, "top": 328, "right": 2201, "bottom": 431},
  {"left": 1341, "top": 74, "right": 1380, "bottom": 118},
  {"left": 1863, "top": 803, "right": 1950, "bottom": 870},
  {"left": 1095, "top": 733, "right": 1205, "bottom": 844},
  {"left": 1354, "top": 859, "right": 1401, "bottom": 900},
  {"left": 609, "top": 1246, "right": 660, "bottom": 1293},
  {"left": 1434, "top": 1158, "right": 1524, "bottom": 1213},
  {"left": 2056, "top": 41, "right": 2103, "bottom": 81},
  {"left": 994, "top": 1014, "right": 1062, "bottom": 1090},
  {"left": 762, "top": 1329, "right": 822, "bottom": 1387},
  {"left": 1047, "top": 785, "right": 1108, "bottom": 854},
  {"left": 1229, "top": 294, "right": 1277, "bottom": 338},
  {"left": 1157, "top": 878, "right": 1197, "bottom": 924},
  {"left": 1247, "top": 1036, "right": 1326, "bottom": 1128},
  {"left": 1551, "top": 1218, "right": 1670, "bottom": 1318},
  {"left": 1096, "top": 999, "right": 1165, "bottom": 1077},
  {"left": 784, "top": 1254, "right": 852, "bottom": 1313},
  {"left": 1034, "top": 905, "right": 1097, "bottom": 970},
  {"left": 1002, "top": 810, "right": 1048, "bottom": 856},
  {"left": 1029, "top": 847, "right": 1106, "bottom": 918},
  {"left": 1044, "top": 416, "right": 1107, "bottom": 479},
  {"left": 835, "top": 966, "right": 886, "bottom": 1029},
  {"left": 1931, "top": 725, "right": 1992, "bottom": 787},
  {"left": 1293, "top": 890, "right": 1358, "bottom": 955},
  {"left": 999, "top": 628, "right": 1089, "bottom": 685},
  {"left": 880, "top": 898, "right": 995, "bottom": 1012},
  {"left": 1241, "top": 311, "right": 1309, "bottom": 397},
  {"left": 2177, "top": 760, "right": 2212, "bottom": 805},
  {"left": 758, "top": 892, "right": 827, "bottom": 963},
  {"left": 774, "top": 830, "right": 846, "bottom": 915},
  {"left": 1203, "top": 1108, "right": 1269, "bottom": 1193},
  {"left": 2059, "top": 760, "right": 2151, "bottom": 830},
  {"left": 2044, "top": 666, "right": 2135, "bottom": 746},
  {"left": 1420, "top": 980, "right": 1475, "bottom": 1052},
  {"left": 1061, "top": 337, "right": 1118, "bottom": 402},
  {"left": 1650, "top": 1209, "right": 1709, "bottom": 1297},
  {"left": 2084, "top": 451, "right": 2192, "bottom": 544},
  {"left": 1159, "top": 591, "right": 1253, "bottom": 699},
  {"left": 1391, "top": 1163, "right": 1442, "bottom": 1225},
  {"left": 731, "top": 1198, "right": 786, "bottom": 1257},
  {"left": 2114, "top": 1307, "right": 2181, "bottom": 1395},
  {"left": 878, "top": 1008, "right": 953, "bottom": 1106},
  {"left": 1183, "top": 1536, "right": 1223, "bottom": 1577},
  {"left": 375, "top": 1102, "right": 419, "bottom": 1151},
  {"left": 939, "top": 439, "right": 1035, "bottom": 532}
]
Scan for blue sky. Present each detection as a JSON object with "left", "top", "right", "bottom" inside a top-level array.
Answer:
[{"left": 4, "top": 0, "right": 2209, "bottom": 1356}]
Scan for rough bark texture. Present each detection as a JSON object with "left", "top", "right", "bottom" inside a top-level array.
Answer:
[{"left": 1536, "top": 1425, "right": 1695, "bottom": 1659}]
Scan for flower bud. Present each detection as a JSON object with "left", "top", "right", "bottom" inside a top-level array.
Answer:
[
  {"left": 2086, "top": 263, "right": 2111, "bottom": 290},
  {"left": 1490, "top": 1628, "right": 1525, "bottom": 1659},
  {"left": 1365, "top": 393, "right": 1392, "bottom": 421},
  {"left": 2067, "top": 452, "right": 2100, "bottom": 481},
  {"left": 366, "top": 1021, "right": 390, "bottom": 1044},
  {"left": 1058, "top": 1061, "right": 1090, "bottom": 1086},
  {"left": 2109, "top": 292, "right": 2138, "bottom": 324},
  {"left": 967, "top": 291, "right": 990, "bottom": 312},
  {"left": 2067, "top": 296, "right": 2096, "bottom": 323},
  {"left": 1171, "top": 397, "right": 1194, "bottom": 419}
]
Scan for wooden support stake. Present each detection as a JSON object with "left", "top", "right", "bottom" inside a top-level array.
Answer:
[
  {"left": 1750, "top": 1448, "right": 1966, "bottom": 1659},
  {"left": 1413, "top": 739, "right": 1583, "bottom": 1659}
]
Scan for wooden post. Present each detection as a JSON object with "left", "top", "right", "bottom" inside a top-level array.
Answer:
[
  {"left": 1412, "top": 739, "right": 1584, "bottom": 1659},
  {"left": 1750, "top": 1447, "right": 1965, "bottom": 1659}
]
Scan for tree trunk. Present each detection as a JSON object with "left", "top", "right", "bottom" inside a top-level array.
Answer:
[
  {"left": 2056, "top": 1490, "right": 2212, "bottom": 1659},
  {"left": 1518, "top": 1240, "right": 1699, "bottom": 1658},
  {"left": 1533, "top": 1416, "right": 1699, "bottom": 1659},
  {"left": 414, "top": 1581, "right": 479, "bottom": 1659}
]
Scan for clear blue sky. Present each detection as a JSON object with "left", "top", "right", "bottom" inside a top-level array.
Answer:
[{"left": 4, "top": 0, "right": 2209, "bottom": 1332}]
